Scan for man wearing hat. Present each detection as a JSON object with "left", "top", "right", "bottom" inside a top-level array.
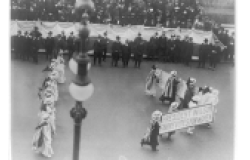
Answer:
[
  {"left": 101, "top": 31, "right": 109, "bottom": 61},
  {"left": 134, "top": 32, "right": 142, "bottom": 45},
  {"left": 30, "top": 32, "right": 40, "bottom": 64},
  {"left": 122, "top": 39, "right": 132, "bottom": 67},
  {"left": 93, "top": 35, "right": 103, "bottom": 66},
  {"left": 185, "top": 37, "right": 193, "bottom": 66},
  {"left": 148, "top": 32, "right": 159, "bottom": 60},
  {"left": 67, "top": 31, "right": 75, "bottom": 60},
  {"left": 134, "top": 40, "right": 144, "bottom": 68},
  {"left": 23, "top": 31, "right": 31, "bottom": 61},
  {"left": 169, "top": 35, "right": 176, "bottom": 62},
  {"left": 111, "top": 36, "right": 122, "bottom": 67},
  {"left": 158, "top": 32, "right": 167, "bottom": 62},
  {"left": 45, "top": 31, "right": 55, "bottom": 61},
  {"left": 198, "top": 38, "right": 209, "bottom": 68},
  {"left": 13, "top": 30, "right": 24, "bottom": 59},
  {"left": 209, "top": 43, "right": 220, "bottom": 71}
]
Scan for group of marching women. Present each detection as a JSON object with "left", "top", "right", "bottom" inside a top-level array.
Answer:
[
  {"left": 141, "top": 65, "right": 219, "bottom": 151},
  {"left": 31, "top": 52, "right": 66, "bottom": 158}
]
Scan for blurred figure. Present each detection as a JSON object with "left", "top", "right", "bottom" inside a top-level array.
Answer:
[
  {"left": 45, "top": 31, "right": 55, "bottom": 61},
  {"left": 111, "top": 36, "right": 122, "bottom": 67},
  {"left": 93, "top": 35, "right": 103, "bottom": 65},
  {"left": 67, "top": 31, "right": 75, "bottom": 60},
  {"left": 122, "top": 39, "right": 131, "bottom": 67},
  {"left": 101, "top": 31, "right": 109, "bottom": 61},
  {"left": 198, "top": 38, "right": 209, "bottom": 68}
]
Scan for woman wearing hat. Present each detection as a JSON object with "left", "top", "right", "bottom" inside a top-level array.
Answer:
[
  {"left": 160, "top": 71, "right": 179, "bottom": 104},
  {"left": 32, "top": 108, "right": 54, "bottom": 158},
  {"left": 182, "top": 77, "right": 199, "bottom": 110},
  {"left": 141, "top": 110, "right": 162, "bottom": 151},
  {"left": 145, "top": 65, "right": 158, "bottom": 96}
]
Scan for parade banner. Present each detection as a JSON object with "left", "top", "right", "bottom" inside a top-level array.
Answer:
[{"left": 159, "top": 105, "right": 215, "bottom": 134}]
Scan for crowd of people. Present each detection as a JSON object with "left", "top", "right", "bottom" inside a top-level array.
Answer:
[
  {"left": 11, "top": 0, "right": 204, "bottom": 28},
  {"left": 11, "top": 25, "right": 234, "bottom": 69},
  {"left": 142, "top": 65, "right": 219, "bottom": 151},
  {"left": 32, "top": 52, "right": 65, "bottom": 158}
]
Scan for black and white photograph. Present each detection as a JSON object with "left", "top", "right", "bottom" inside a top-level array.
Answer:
[{"left": 9, "top": 0, "right": 237, "bottom": 160}]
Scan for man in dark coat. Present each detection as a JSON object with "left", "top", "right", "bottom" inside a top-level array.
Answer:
[
  {"left": 14, "top": 30, "right": 24, "bottom": 59},
  {"left": 101, "top": 31, "right": 109, "bottom": 61},
  {"left": 175, "top": 36, "right": 182, "bottom": 63},
  {"left": 185, "top": 37, "right": 193, "bottom": 66},
  {"left": 67, "top": 31, "right": 75, "bottom": 60},
  {"left": 23, "top": 31, "right": 31, "bottom": 61},
  {"left": 198, "top": 39, "right": 209, "bottom": 68},
  {"left": 122, "top": 39, "right": 131, "bottom": 67},
  {"left": 209, "top": 43, "right": 220, "bottom": 70},
  {"left": 111, "top": 36, "right": 122, "bottom": 67},
  {"left": 30, "top": 34, "right": 40, "bottom": 64},
  {"left": 93, "top": 35, "right": 103, "bottom": 65},
  {"left": 169, "top": 35, "right": 176, "bottom": 62},
  {"left": 61, "top": 31, "right": 67, "bottom": 52},
  {"left": 158, "top": 32, "right": 167, "bottom": 62},
  {"left": 134, "top": 41, "right": 144, "bottom": 68},
  {"left": 148, "top": 32, "right": 158, "bottom": 60},
  {"left": 45, "top": 31, "right": 54, "bottom": 60}
]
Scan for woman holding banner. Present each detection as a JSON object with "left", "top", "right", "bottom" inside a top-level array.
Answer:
[{"left": 141, "top": 110, "right": 162, "bottom": 151}]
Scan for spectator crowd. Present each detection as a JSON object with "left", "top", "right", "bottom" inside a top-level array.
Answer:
[{"left": 11, "top": 0, "right": 204, "bottom": 27}]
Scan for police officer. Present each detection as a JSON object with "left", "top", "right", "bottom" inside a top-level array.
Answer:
[
  {"left": 158, "top": 32, "right": 167, "bottom": 62},
  {"left": 198, "top": 39, "right": 209, "bottom": 68},
  {"left": 122, "top": 39, "right": 131, "bottom": 67},
  {"left": 67, "top": 31, "right": 75, "bottom": 60},
  {"left": 101, "top": 31, "right": 109, "bottom": 61},
  {"left": 14, "top": 30, "right": 23, "bottom": 59},
  {"left": 45, "top": 31, "right": 54, "bottom": 60},
  {"left": 148, "top": 32, "right": 158, "bottom": 60},
  {"left": 209, "top": 43, "right": 220, "bottom": 71},
  {"left": 111, "top": 36, "right": 122, "bottom": 67},
  {"left": 30, "top": 33, "right": 40, "bottom": 64},
  {"left": 61, "top": 31, "right": 67, "bottom": 52},
  {"left": 169, "top": 35, "right": 176, "bottom": 63},
  {"left": 93, "top": 35, "right": 103, "bottom": 65},
  {"left": 175, "top": 35, "right": 181, "bottom": 63},
  {"left": 185, "top": 37, "right": 193, "bottom": 66},
  {"left": 23, "top": 31, "right": 31, "bottom": 61},
  {"left": 134, "top": 40, "right": 144, "bottom": 68}
]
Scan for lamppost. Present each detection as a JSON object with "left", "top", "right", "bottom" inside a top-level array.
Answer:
[{"left": 68, "top": 1, "right": 95, "bottom": 160}]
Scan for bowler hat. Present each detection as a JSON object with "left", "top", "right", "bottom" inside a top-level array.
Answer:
[{"left": 48, "top": 31, "right": 52, "bottom": 35}]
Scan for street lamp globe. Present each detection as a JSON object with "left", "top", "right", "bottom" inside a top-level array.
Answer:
[{"left": 69, "top": 82, "right": 94, "bottom": 102}]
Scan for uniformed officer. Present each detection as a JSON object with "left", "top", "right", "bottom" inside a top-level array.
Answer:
[
  {"left": 175, "top": 35, "right": 181, "bottom": 63},
  {"left": 30, "top": 33, "right": 40, "bottom": 64},
  {"left": 67, "top": 31, "right": 75, "bottom": 60},
  {"left": 23, "top": 31, "right": 31, "bottom": 61},
  {"left": 198, "top": 39, "right": 209, "bottom": 68},
  {"left": 185, "top": 37, "right": 193, "bottom": 66},
  {"left": 45, "top": 31, "right": 54, "bottom": 60},
  {"left": 169, "top": 35, "right": 176, "bottom": 62},
  {"left": 111, "top": 36, "right": 122, "bottom": 67},
  {"left": 134, "top": 40, "right": 144, "bottom": 68},
  {"left": 122, "top": 39, "right": 132, "bottom": 67},
  {"left": 101, "top": 31, "right": 109, "bottom": 61},
  {"left": 148, "top": 32, "right": 158, "bottom": 60},
  {"left": 158, "top": 32, "right": 167, "bottom": 62},
  {"left": 93, "top": 35, "right": 103, "bottom": 65},
  {"left": 14, "top": 30, "right": 23, "bottom": 59},
  {"left": 209, "top": 43, "right": 220, "bottom": 70},
  {"left": 61, "top": 31, "right": 67, "bottom": 52}
]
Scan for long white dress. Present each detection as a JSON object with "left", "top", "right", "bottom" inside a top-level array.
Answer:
[
  {"left": 145, "top": 70, "right": 157, "bottom": 96},
  {"left": 32, "top": 112, "right": 54, "bottom": 157}
]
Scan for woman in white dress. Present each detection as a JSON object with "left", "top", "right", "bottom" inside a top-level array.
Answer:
[{"left": 32, "top": 108, "right": 54, "bottom": 158}]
